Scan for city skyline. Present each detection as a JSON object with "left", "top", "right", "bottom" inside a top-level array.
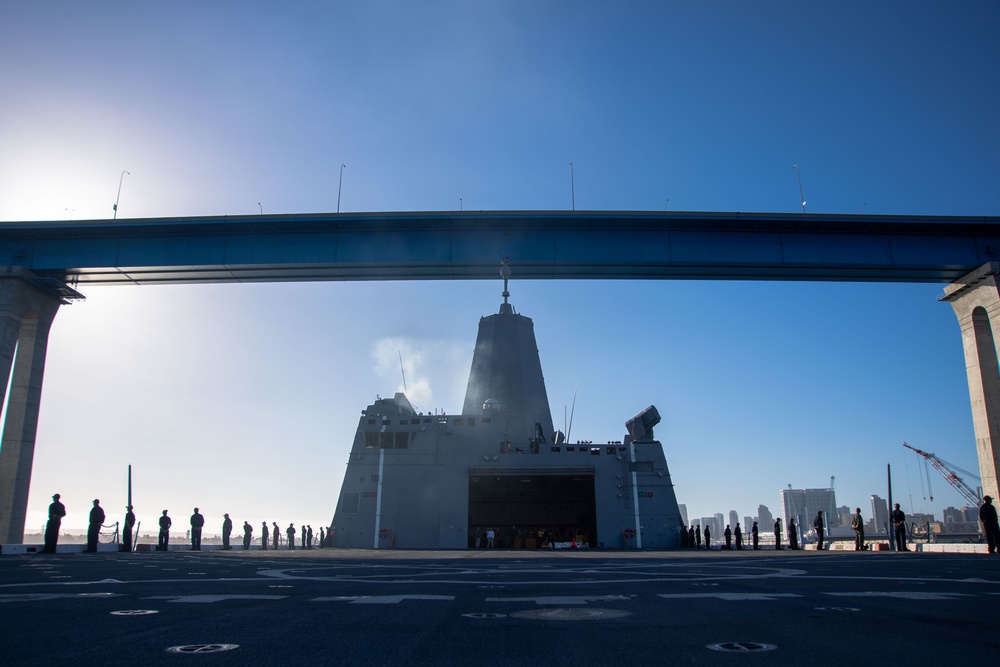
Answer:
[{"left": 1, "top": 3, "right": 998, "bottom": 536}]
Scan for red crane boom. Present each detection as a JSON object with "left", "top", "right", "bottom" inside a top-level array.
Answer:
[{"left": 902, "top": 442, "right": 981, "bottom": 507}]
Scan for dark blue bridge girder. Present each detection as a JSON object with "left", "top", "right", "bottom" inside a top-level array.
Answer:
[{"left": 1, "top": 210, "right": 999, "bottom": 286}]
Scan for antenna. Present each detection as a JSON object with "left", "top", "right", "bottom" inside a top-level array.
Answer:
[
  {"left": 566, "top": 384, "right": 578, "bottom": 443},
  {"left": 398, "top": 351, "right": 407, "bottom": 393}
]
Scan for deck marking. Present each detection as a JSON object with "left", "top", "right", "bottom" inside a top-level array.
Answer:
[
  {"left": 487, "top": 595, "right": 629, "bottom": 606},
  {"left": 824, "top": 591, "right": 972, "bottom": 600},
  {"left": 312, "top": 594, "right": 454, "bottom": 604},
  {"left": 147, "top": 594, "right": 287, "bottom": 603},
  {"left": 659, "top": 593, "right": 802, "bottom": 601}
]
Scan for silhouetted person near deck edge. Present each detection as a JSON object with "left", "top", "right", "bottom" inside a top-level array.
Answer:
[
  {"left": 751, "top": 521, "right": 759, "bottom": 550},
  {"left": 262, "top": 522, "right": 269, "bottom": 550},
  {"left": 41, "top": 494, "right": 66, "bottom": 553},
  {"left": 86, "top": 499, "right": 104, "bottom": 552},
  {"left": 703, "top": 525, "right": 710, "bottom": 549},
  {"left": 242, "top": 521, "right": 253, "bottom": 550},
  {"left": 735, "top": 522, "right": 743, "bottom": 550},
  {"left": 272, "top": 522, "right": 280, "bottom": 549},
  {"left": 788, "top": 518, "right": 798, "bottom": 550},
  {"left": 158, "top": 510, "right": 171, "bottom": 551},
  {"left": 190, "top": 508, "right": 204, "bottom": 550},
  {"left": 287, "top": 523, "right": 296, "bottom": 549},
  {"left": 814, "top": 511, "right": 825, "bottom": 551},
  {"left": 981, "top": 496, "right": 1000, "bottom": 555},
  {"left": 852, "top": 508, "right": 864, "bottom": 551},
  {"left": 121, "top": 505, "right": 135, "bottom": 553},
  {"left": 222, "top": 514, "right": 233, "bottom": 550},
  {"left": 774, "top": 518, "right": 782, "bottom": 550},
  {"left": 891, "top": 503, "right": 908, "bottom": 551}
]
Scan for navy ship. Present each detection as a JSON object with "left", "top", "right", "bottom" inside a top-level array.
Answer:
[{"left": 329, "top": 262, "right": 684, "bottom": 549}]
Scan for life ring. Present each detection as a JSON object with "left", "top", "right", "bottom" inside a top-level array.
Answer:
[
  {"left": 623, "top": 528, "right": 636, "bottom": 539},
  {"left": 379, "top": 528, "right": 390, "bottom": 539}
]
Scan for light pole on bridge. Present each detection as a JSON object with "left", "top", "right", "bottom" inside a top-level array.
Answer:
[
  {"left": 792, "top": 164, "right": 806, "bottom": 213},
  {"left": 113, "top": 170, "right": 130, "bottom": 220},
  {"left": 338, "top": 163, "right": 346, "bottom": 214}
]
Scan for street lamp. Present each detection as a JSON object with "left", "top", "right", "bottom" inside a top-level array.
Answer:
[
  {"left": 337, "top": 163, "right": 346, "bottom": 214},
  {"left": 113, "top": 170, "right": 130, "bottom": 220},
  {"left": 258, "top": 202, "right": 263, "bottom": 215},
  {"left": 792, "top": 164, "right": 806, "bottom": 213}
]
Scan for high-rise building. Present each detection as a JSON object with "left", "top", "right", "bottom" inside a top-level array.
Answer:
[
  {"left": 743, "top": 516, "right": 754, "bottom": 531},
  {"left": 781, "top": 487, "right": 836, "bottom": 533},
  {"left": 728, "top": 510, "right": 739, "bottom": 530},
  {"left": 942, "top": 507, "right": 963, "bottom": 524},
  {"left": 678, "top": 504, "right": 689, "bottom": 527},
  {"left": 870, "top": 495, "right": 889, "bottom": 533},
  {"left": 833, "top": 505, "right": 850, "bottom": 526},
  {"left": 757, "top": 505, "right": 773, "bottom": 526}
]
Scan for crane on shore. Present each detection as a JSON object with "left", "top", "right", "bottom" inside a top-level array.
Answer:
[{"left": 902, "top": 442, "right": 981, "bottom": 507}]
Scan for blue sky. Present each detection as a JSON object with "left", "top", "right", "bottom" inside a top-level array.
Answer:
[{"left": 1, "top": 2, "right": 998, "bottom": 535}]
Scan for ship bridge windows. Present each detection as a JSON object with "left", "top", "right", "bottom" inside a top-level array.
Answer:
[{"left": 364, "top": 431, "right": 410, "bottom": 449}]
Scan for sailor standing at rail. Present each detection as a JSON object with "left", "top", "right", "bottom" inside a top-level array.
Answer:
[
  {"left": 41, "top": 493, "right": 66, "bottom": 553},
  {"left": 190, "top": 508, "right": 204, "bottom": 550},
  {"left": 851, "top": 508, "right": 865, "bottom": 551},
  {"left": 221, "top": 513, "right": 233, "bottom": 550},
  {"left": 287, "top": 523, "right": 296, "bottom": 549},
  {"left": 86, "top": 499, "right": 105, "bottom": 553},
  {"left": 774, "top": 518, "right": 782, "bottom": 550},
  {"left": 242, "top": 521, "right": 253, "bottom": 550},
  {"left": 261, "top": 522, "right": 269, "bottom": 550},
  {"left": 891, "top": 503, "right": 908, "bottom": 551},
  {"left": 981, "top": 496, "right": 1000, "bottom": 555},
  {"left": 121, "top": 505, "right": 135, "bottom": 553},
  {"left": 751, "top": 521, "right": 759, "bottom": 550},
  {"left": 158, "top": 510, "right": 172, "bottom": 551},
  {"left": 788, "top": 517, "right": 799, "bottom": 550}
]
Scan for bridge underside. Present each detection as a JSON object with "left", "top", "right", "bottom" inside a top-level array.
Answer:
[{"left": 1, "top": 210, "right": 998, "bottom": 285}]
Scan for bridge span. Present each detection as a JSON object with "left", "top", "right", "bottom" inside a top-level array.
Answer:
[
  {"left": 2, "top": 209, "right": 1000, "bottom": 543},
  {"left": 1, "top": 210, "right": 999, "bottom": 285}
]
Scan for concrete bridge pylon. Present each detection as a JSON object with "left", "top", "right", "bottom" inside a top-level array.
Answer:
[
  {"left": 0, "top": 268, "right": 62, "bottom": 544},
  {"left": 942, "top": 262, "right": 1000, "bottom": 504}
]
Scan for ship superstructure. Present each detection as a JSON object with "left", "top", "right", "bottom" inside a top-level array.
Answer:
[{"left": 329, "top": 263, "right": 683, "bottom": 549}]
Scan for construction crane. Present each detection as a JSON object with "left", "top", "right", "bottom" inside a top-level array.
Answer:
[{"left": 902, "top": 442, "right": 981, "bottom": 507}]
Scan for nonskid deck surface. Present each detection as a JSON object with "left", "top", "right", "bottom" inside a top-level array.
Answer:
[{"left": 2, "top": 550, "right": 997, "bottom": 666}]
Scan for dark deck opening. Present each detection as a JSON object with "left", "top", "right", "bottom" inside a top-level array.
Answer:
[{"left": 467, "top": 472, "right": 597, "bottom": 548}]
